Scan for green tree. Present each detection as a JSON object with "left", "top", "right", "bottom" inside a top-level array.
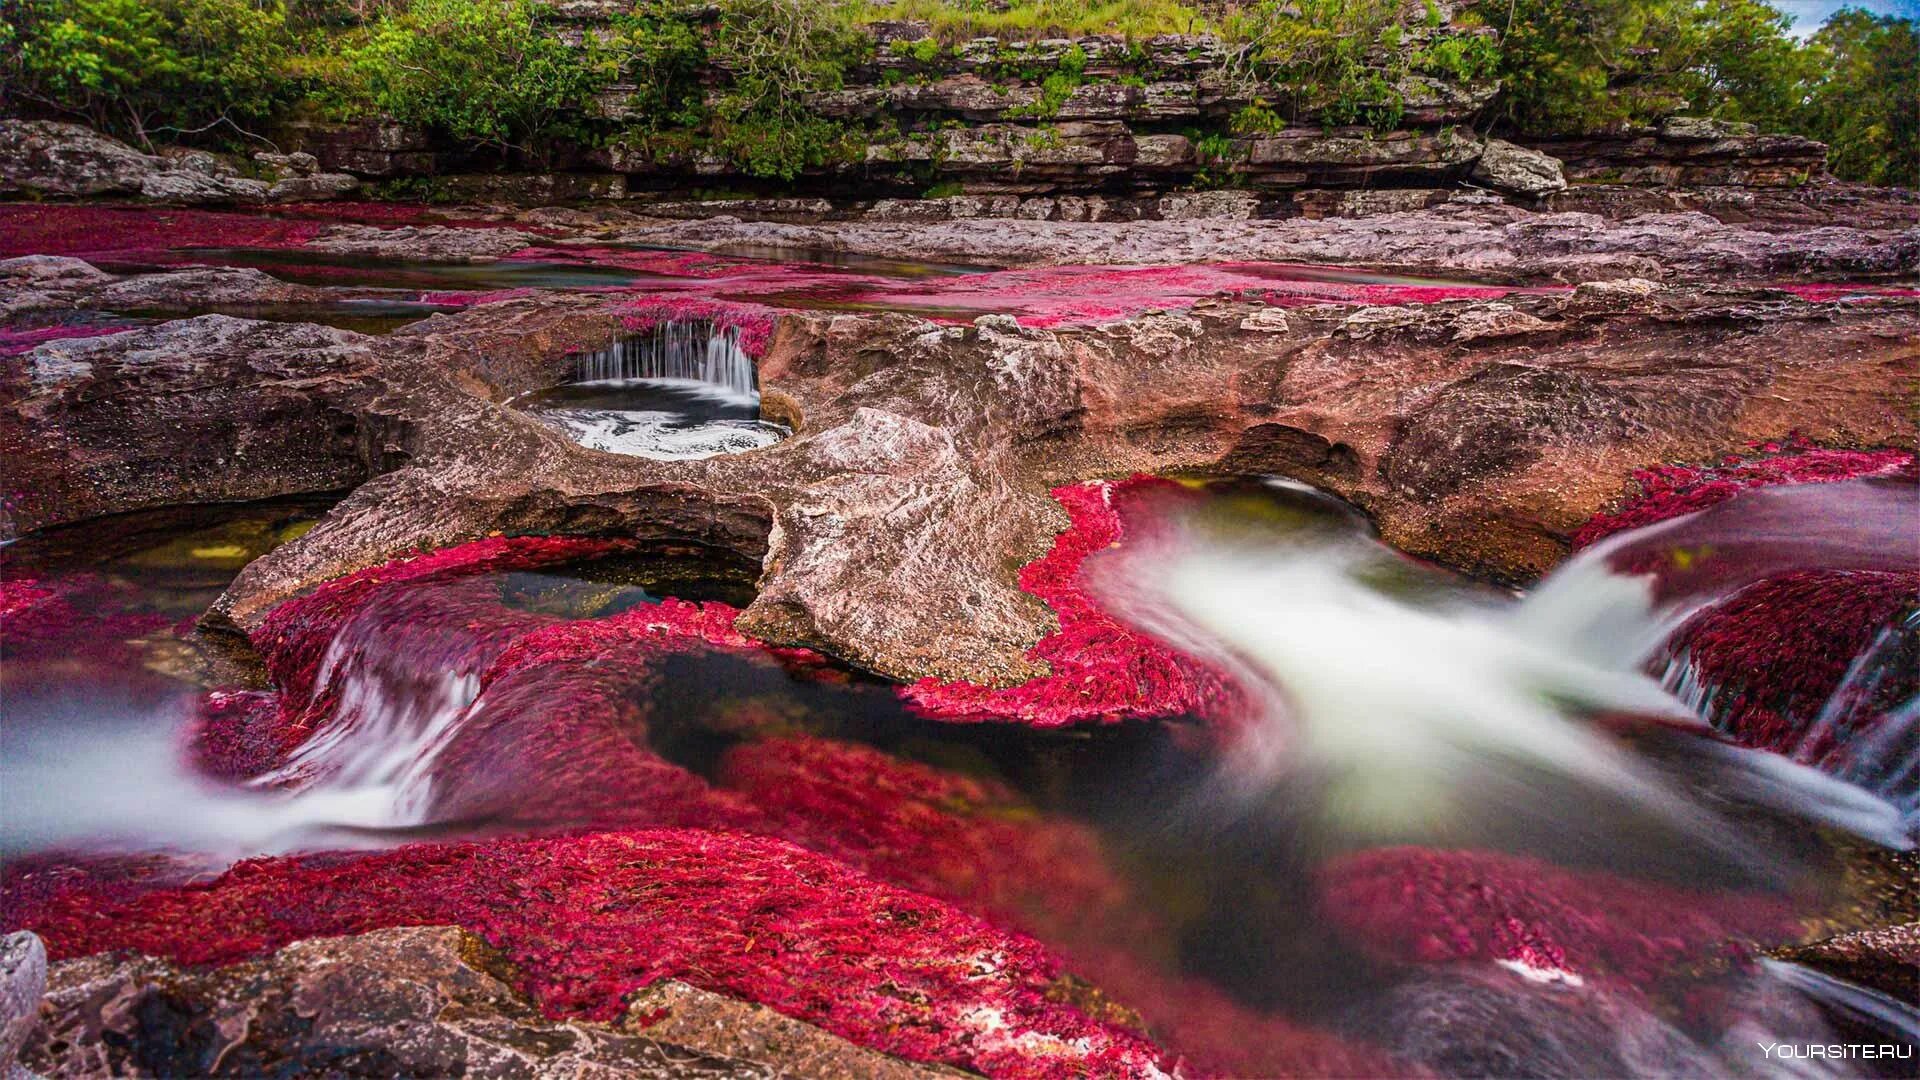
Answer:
[
  {"left": 0, "top": 0, "right": 291, "bottom": 147},
  {"left": 1494, "top": 0, "right": 1815, "bottom": 134},
  {"left": 337, "top": 0, "right": 617, "bottom": 155},
  {"left": 1800, "top": 9, "right": 1918, "bottom": 186}
]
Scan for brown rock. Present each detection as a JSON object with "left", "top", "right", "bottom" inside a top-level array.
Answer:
[
  {"left": 21, "top": 926, "right": 954, "bottom": 1078},
  {"left": 4, "top": 277, "right": 1911, "bottom": 686}
]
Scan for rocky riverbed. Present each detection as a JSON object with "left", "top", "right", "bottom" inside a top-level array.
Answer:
[{"left": 2, "top": 168, "right": 1916, "bottom": 1078}]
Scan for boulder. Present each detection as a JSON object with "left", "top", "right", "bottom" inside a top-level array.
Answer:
[
  {"left": 1471, "top": 138, "right": 1569, "bottom": 196},
  {"left": 1, "top": 933, "right": 46, "bottom": 1080},
  {"left": 0, "top": 120, "right": 357, "bottom": 204}
]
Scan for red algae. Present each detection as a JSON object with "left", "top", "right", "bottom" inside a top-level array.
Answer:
[
  {"left": 616, "top": 296, "right": 778, "bottom": 357},
  {"left": 1667, "top": 569, "right": 1919, "bottom": 755},
  {"left": 1318, "top": 847, "right": 1800, "bottom": 991},
  {"left": 1572, "top": 439, "right": 1915, "bottom": 550},
  {"left": 901, "top": 478, "right": 1243, "bottom": 728},
  {"left": 7, "top": 827, "right": 1177, "bottom": 1079},
  {"left": 0, "top": 323, "right": 139, "bottom": 357},
  {"left": 0, "top": 204, "right": 530, "bottom": 262}
]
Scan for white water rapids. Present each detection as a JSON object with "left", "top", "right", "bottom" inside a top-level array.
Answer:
[{"left": 3, "top": 478, "right": 1913, "bottom": 868}]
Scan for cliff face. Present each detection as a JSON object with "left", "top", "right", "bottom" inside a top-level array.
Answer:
[{"left": 259, "top": 7, "right": 1833, "bottom": 218}]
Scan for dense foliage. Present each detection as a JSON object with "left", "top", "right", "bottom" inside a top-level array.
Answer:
[
  {"left": 0, "top": 0, "right": 1912, "bottom": 185},
  {"left": 1800, "top": 9, "right": 1918, "bottom": 186},
  {"left": 1, "top": 0, "right": 291, "bottom": 146},
  {"left": 333, "top": 0, "right": 616, "bottom": 154}
]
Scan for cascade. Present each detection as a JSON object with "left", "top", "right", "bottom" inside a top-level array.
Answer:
[{"left": 571, "top": 321, "right": 758, "bottom": 397}]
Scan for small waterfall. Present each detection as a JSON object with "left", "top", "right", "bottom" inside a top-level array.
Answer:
[
  {"left": 1090, "top": 479, "right": 1916, "bottom": 857},
  {"left": 572, "top": 321, "right": 757, "bottom": 397}
]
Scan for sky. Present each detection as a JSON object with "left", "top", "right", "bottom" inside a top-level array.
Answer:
[{"left": 1768, "top": 0, "right": 1919, "bottom": 37}]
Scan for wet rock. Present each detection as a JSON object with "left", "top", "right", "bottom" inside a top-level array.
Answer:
[
  {"left": 307, "top": 223, "right": 543, "bottom": 261},
  {"left": 1351, "top": 967, "right": 1730, "bottom": 1079},
  {"left": 19, "top": 925, "right": 955, "bottom": 1078},
  {"left": 1471, "top": 138, "right": 1569, "bottom": 197},
  {"left": 1772, "top": 923, "right": 1920, "bottom": 1005},
  {"left": 1, "top": 932, "right": 46, "bottom": 1079}
]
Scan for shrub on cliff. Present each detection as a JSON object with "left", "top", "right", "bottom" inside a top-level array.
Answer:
[
  {"left": 0, "top": 0, "right": 291, "bottom": 148},
  {"left": 330, "top": 0, "right": 617, "bottom": 155},
  {"left": 704, "top": 0, "right": 870, "bottom": 179}
]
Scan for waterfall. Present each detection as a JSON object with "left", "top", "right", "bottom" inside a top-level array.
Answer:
[{"left": 572, "top": 321, "right": 758, "bottom": 398}]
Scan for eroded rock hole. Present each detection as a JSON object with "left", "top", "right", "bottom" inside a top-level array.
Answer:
[{"left": 511, "top": 321, "right": 791, "bottom": 460}]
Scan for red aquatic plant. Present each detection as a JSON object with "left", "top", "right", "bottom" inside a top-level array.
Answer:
[
  {"left": 1666, "top": 569, "right": 1919, "bottom": 755},
  {"left": 1572, "top": 439, "right": 1914, "bottom": 549},
  {"left": 1318, "top": 847, "right": 1800, "bottom": 992},
  {"left": 617, "top": 297, "right": 778, "bottom": 357},
  {"left": 902, "top": 478, "right": 1243, "bottom": 728},
  {"left": 6, "top": 827, "right": 1179, "bottom": 1079}
]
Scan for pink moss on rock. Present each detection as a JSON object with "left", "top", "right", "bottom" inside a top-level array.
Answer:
[
  {"left": 1666, "top": 569, "right": 1919, "bottom": 755},
  {"left": 1572, "top": 439, "right": 1915, "bottom": 550},
  {"left": 1319, "top": 847, "right": 1799, "bottom": 991},
  {"left": 902, "top": 478, "right": 1243, "bottom": 728},
  {"left": 5, "top": 827, "right": 1178, "bottom": 1079}
]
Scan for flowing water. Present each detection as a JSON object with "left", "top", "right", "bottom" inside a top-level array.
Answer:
[
  {"left": 510, "top": 323, "right": 791, "bottom": 459},
  {"left": 2, "top": 478, "right": 1915, "bottom": 1075}
]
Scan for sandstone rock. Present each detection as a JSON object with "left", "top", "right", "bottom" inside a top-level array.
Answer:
[
  {"left": 252, "top": 150, "right": 320, "bottom": 178},
  {"left": 1660, "top": 116, "right": 1759, "bottom": 141},
  {"left": 266, "top": 172, "right": 360, "bottom": 201},
  {"left": 1238, "top": 308, "right": 1291, "bottom": 332},
  {"left": 0, "top": 256, "right": 111, "bottom": 288},
  {"left": 1158, "top": 190, "right": 1259, "bottom": 220},
  {"left": 4, "top": 212, "right": 1914, "bottom": 681},
  {"left": 1, "top": 932, "right": 46, "bottom": 1078},
  {"left": 307, "top": 223, "right": 543, "bottom": 261},
  {"left": 1449, "top": 302, "right": 1556, "bottom": 341},
  {"left": 1471, "top": 138, "right": 1568, "bottom": 197},
  {"left": 157, "top": 146, "right": 242, "bottom": 178},
  {"left": 0, "top": 120, "right": 166, "bottom": 197},
  {"left": 614, "top": 204, "right": 1916, "bottom": 280},
  {"left": 621, "top": 981, "right": 966, "bottom": 1079},
  {"left": 1339, "top": 305, "right": 1426, "bottom": 337},
  {"left": 19, "top": 926, "right": 954, "bottom": 1078},
  {"left": 0, "top": 120, "right": 353, "bottom": 204}
]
